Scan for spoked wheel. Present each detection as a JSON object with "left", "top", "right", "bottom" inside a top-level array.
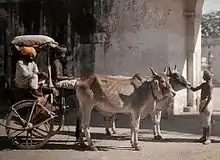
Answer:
[
  {"left": 51, "top": 108, "right": 65, "bottom": 133},
  {"left": 5, "top": 100, "right": 54, "bottom": 150},
  {"left": 48, "top": 98, "right": 65, "bottom": 133}
]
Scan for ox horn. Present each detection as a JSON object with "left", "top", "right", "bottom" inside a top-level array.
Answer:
[
  {"left": 164, "top": 66, "right": 168, "bottom": 74},
  {"left": 168, "top": 66, "right": 172, "bottom": 75},
  {"left": 150, "top": 67, "right": 158, "bottom": 76},
  {"left": 174, "top": 65, "right": 177, "bottom": 71}
]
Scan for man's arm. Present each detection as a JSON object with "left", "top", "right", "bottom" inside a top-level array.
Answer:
[
  {"left": 32, "top": 62, "right": 49, "bottom": 79},
  {"left": 190, "top": 83, "right": 204, "bottom": 92},
  {"left": 57, "top": 75, "right": 72, "bottom": 81},
  {"left": 16, "top": 61, "right": 34, "bottom": 78},
  {"left": 54, "top": 61, "right": 72, "bottom": 81},
  {"left": 33, "top": 62, "right": 39, "bottom": 74}
]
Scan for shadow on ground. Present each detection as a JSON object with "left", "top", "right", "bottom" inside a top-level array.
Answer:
[
  {"left": 1, "top": 85, "right": 220, "bottom": 151},
  {"left": 63, "top": 109, "right": 220, "bottom": 137},
  {"left": 2, "top": 130, "right": 220, "bottom": 151}
]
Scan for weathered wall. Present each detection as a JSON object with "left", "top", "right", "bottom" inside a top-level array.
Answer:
[
  {"left": 96, "top": 0, "right": 186, "bottom": 75},
  {"left": 94, "top": 0, "right": 188, "bottom": 115}
]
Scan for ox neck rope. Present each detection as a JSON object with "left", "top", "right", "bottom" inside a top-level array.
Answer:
[
  {"left": 131, "top": 75, "right": 167, "bottom": 100},
  {"left": 150, "top": 81, "right": 159, "bottom": 101}
]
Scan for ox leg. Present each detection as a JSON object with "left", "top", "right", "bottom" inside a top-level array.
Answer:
[
  {"left": 76, "top": 108, "right": 87, "bottom": 148},
  {"left": 111, "top": 114, "right": 117, "bottom": 134},
  {"left": 81, "top": 106, "right": 98, "bottom": 151},
  {"left": 156, "top": 111, "right": 162, "bottom": 137},
  {"left": 130, "top": 112, "right": 141, "bottom": 151},
  {"left": 104, "top": 114, "right": 117, "bottom": 135},
  {"left": 104, "top": 116, "right": 112, "bottom": 136},
  {"left": 77, "top": 91, "right": 98, "bottom": 151},
  {"left": 151, "top": 111, "right": 163, "bottom": 140}
]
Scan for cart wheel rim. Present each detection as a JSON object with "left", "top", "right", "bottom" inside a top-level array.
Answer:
[{"left": 5, "top": 100, "right": 54, "bottom": 149}]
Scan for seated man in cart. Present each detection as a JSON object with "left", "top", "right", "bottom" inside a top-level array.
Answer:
[
  {"left": 51, "top": 46, "right": 78, "bottom": 89},
  {"left": 14, "top": 46, "right": 46, "bottom": 97}
]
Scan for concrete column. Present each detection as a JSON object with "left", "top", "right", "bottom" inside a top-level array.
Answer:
[{"left": 184, "top": 0, "right": 203, "bottom": 112}]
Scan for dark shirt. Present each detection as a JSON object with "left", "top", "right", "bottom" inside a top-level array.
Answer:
[
  {"left": 191, "top": 81, "right": 213, "bottom": 101},
  {"left": 51, "top": 59, "right": 69, "bottom": 82}
]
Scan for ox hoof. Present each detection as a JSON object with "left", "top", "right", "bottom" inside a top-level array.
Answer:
[
  {"left": 79, "top": 142, "right": 87, "bottom": 148},
  {"left": 134, "top": 145, "right": 142, "bottom": 151},
  {"left": 154, "top": 135, "right": 163, "bottom": 140},
  {"left": 89, "top": 146, "right": 99, "bottom": 151},
  {"left": 112, "top": 130, "right": 117, "bottom": 134},
  {"left": 105, "top": 129, "right": 112, "bottom": 136},
  {"left": 106, "top": 132, "right": 112, "bottom": 136}
]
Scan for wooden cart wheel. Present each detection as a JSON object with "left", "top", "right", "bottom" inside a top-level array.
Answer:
[{"left": 5, "top": 100, "right": 54, "bottom": 150}]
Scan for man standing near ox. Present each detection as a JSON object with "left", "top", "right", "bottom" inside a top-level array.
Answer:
[{"left": 190, "top": 70, "right": 213, "bottom": 145}]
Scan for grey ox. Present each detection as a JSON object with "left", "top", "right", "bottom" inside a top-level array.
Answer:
[
  {"left": 75, "top": 67, "right": 176, "bottom": 151},
  {"left": 103, "top": 66, "right": 191, "bottom": 140}
]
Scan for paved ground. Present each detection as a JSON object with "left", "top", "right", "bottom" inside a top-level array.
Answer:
[{"left": 0, "top": 88, "right": 220, "bottom": 160}]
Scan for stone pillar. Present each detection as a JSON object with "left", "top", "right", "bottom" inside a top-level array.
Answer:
[
  {"left": 184, "top": 11, "right": 196, "bottom": 112},
  {"left": 194, "top": 13, "right": 202, "bottom": 108},
  {"left": 184, "top": 0, "right": 203, "bottom": 112}
]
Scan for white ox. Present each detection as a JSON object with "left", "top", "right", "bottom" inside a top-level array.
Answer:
[
  {"left": 103, "top": 66, "right": 191, "bottom": 140},
  {"left": 75, "top": 67, "right": 175, "bottom": 151}
]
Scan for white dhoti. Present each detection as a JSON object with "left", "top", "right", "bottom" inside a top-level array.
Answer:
[
  {"left": 55, "top": 79, "right": 78, "bottom": 89},
  {"left": 15, "top": 74, "right": 39, "bottom": 90},
  {"left": 14, "top": 60, "right": 39, "bottom": 90},
  {"left": 199, "top": 99, "right": 213, "bottom": 128}
]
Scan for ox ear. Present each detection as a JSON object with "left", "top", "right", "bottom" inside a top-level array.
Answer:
[
  {"left": 151, "top": 79, "right": 163, "bottom": 99},
  {"left": 150, "top": 67, "right": 158, "bottom": 77}
]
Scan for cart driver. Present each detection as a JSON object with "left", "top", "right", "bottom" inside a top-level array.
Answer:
[
  {"left": 51, "top": 46, "right": 77, "bottom": 89},
  {"left": 14, "top": 46, "right": 44, "bottom": 97}
]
